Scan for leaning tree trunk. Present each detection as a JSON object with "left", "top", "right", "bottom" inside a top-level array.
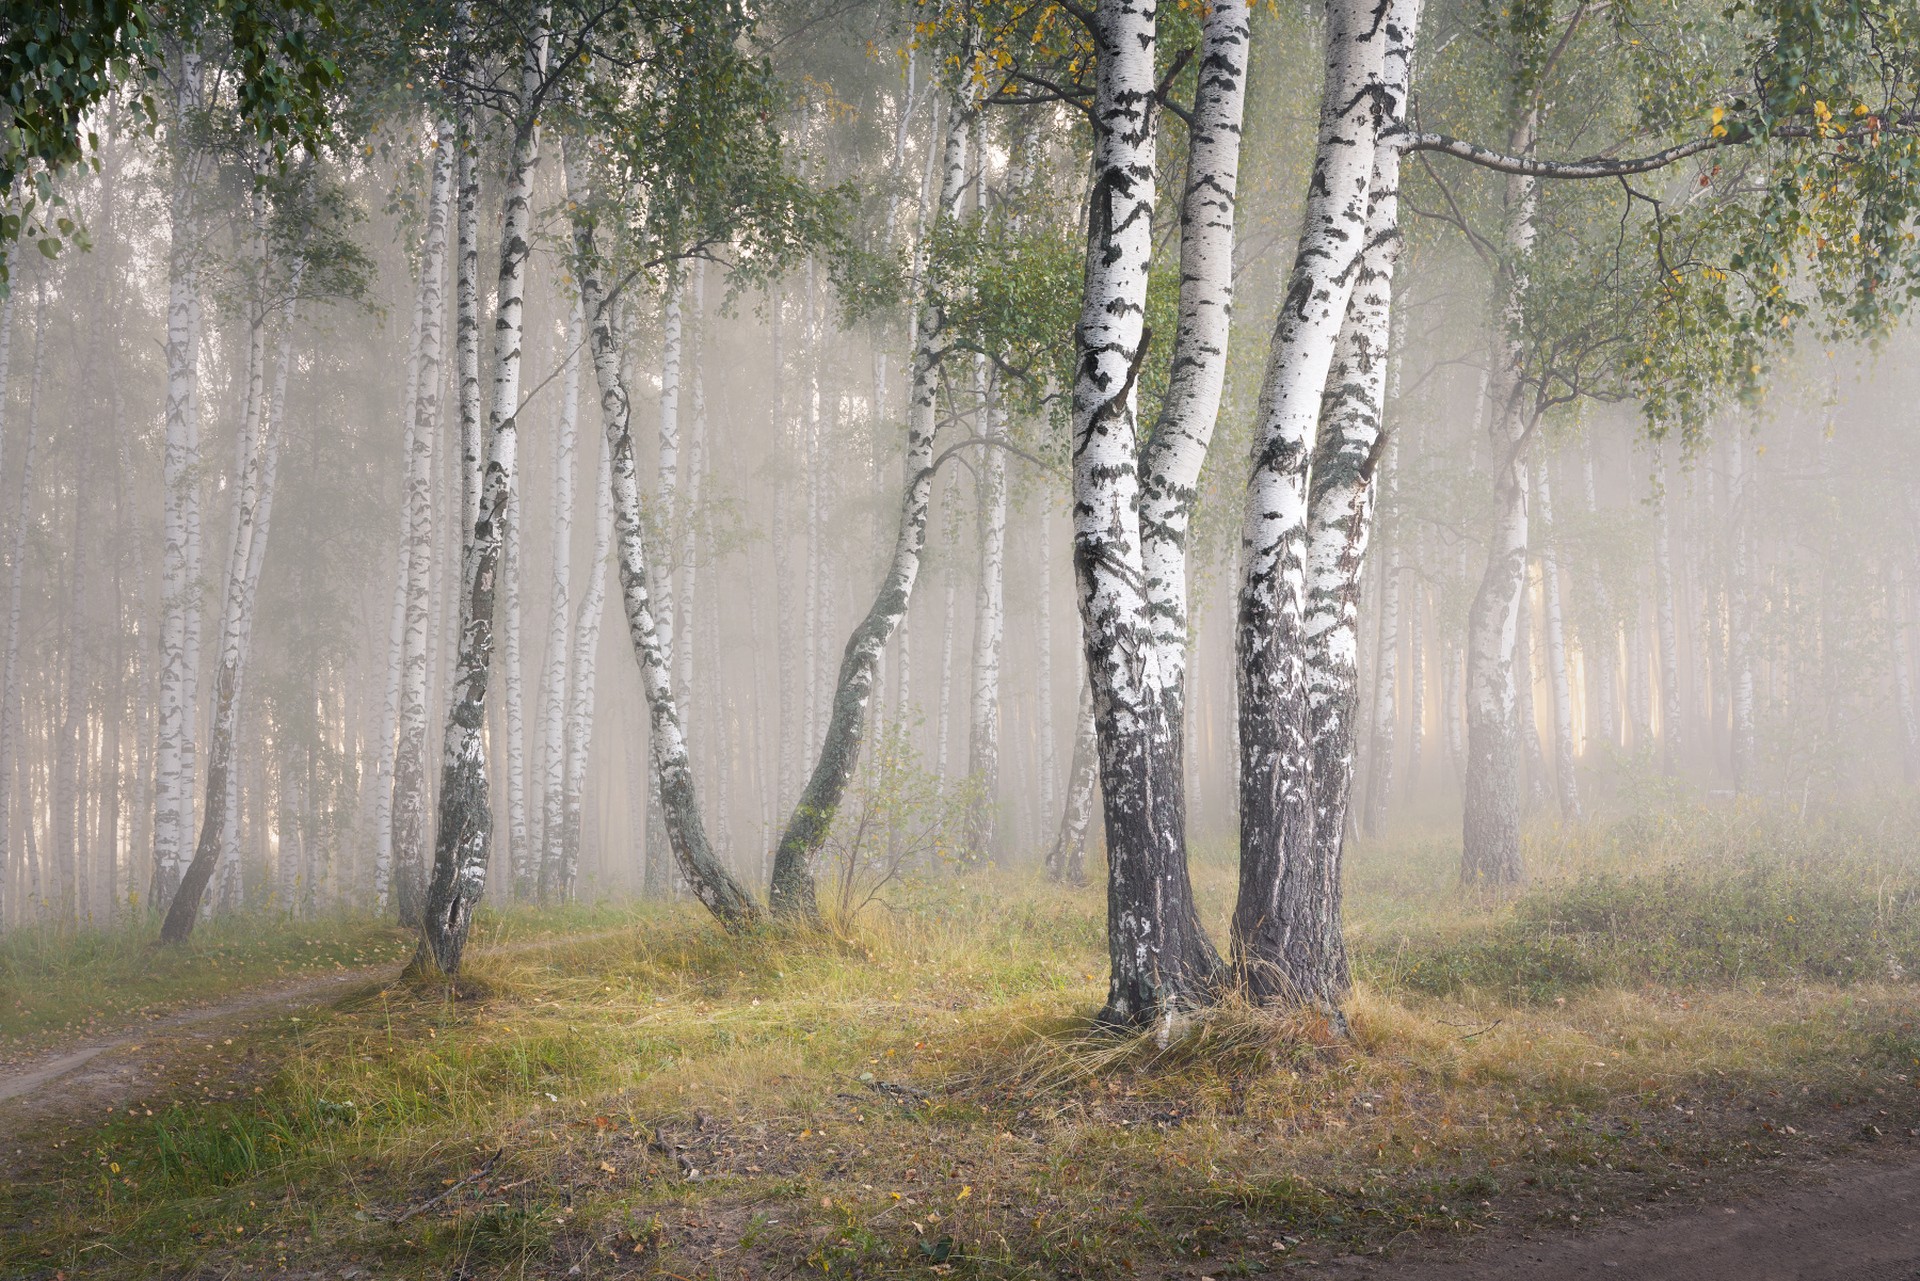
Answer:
[
  {"left": 391, "top": 119, "right": 455, "bottom": 924},
  {"left": 1236, "top": 0, "right": 1418, "bottom": 1012},
  {"left": 765, "top": 94, "right": 974, "bottom": 922},
  {"left": 415, "top": 8, "right": 549, "bottom": 977},
  {"left": 1459, "top": 108, "right": 1539, "bottom": 890},
  {"left": 1232, "top": 0, "right": 1389, "bottom": 1004},
  {"left": 567, "top": 152, "right": 760, "bottom": 930},
  {"left": 162, "top": 278, "right": 299, "bottom": 943},
  {"left": 1072, "top": 0, "right": 1222, "bottom": 1030}
]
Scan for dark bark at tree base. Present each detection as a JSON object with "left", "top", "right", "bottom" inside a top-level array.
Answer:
[
  {"left": 415, "top": 743, "right": 490, "bottom": 976},
  {"left": 157, "top": 754, "right": 229, "bottom": 945}
]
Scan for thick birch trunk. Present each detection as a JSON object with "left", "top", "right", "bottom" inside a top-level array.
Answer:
[
  {"left": 764, "top": 97, "right": 973, "bottom": 921},
  {"left": 391, "top": 119, "right": 455, "bottom": 923},
  {"left": 568, "top": 157, "right": 759, "bottom": 929},
  {"left": 1074, "top": 0, "right": 1220, "bottom": 1028},
  {"left": 162, "top": 277, "right": 299, "bottom": 943},
  {"left": 416, "top": 9, "right": 549, "bottom": 976},
  {"left": 1536, "top": 462, "right": 1581, "bottom": 819},
  {"left": 1232, "top": 0, "right": 1395, "bottom": 1007},
  {"left": 537, "top": 295, "right": 582, "bottom": 897}
]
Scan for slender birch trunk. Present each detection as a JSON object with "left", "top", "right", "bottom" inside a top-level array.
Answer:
[
  {"left": 1892, "top": 562, "right": 1920, "bottom": 784},
  {"left": 560, "top": 417, "right": 612, "bottom": 895},
  {"left": 1036, "top": 511, "right": 1057, "bottom": 820},
  {"left": 567, "top": 153, "right": 759, "bottom": 928},
  {"left": 1046, "top": 680, "right": 1097, "bottom": 886},
  {"left": 1536, "top": 461, "right": 1581, "bottom": 819},
  {"left": 537, "top": 295, "right": 582, "bottom": 897},
  {"left": 965, "top": 363, "right": 1005, "bottom": 861},
  {"left": 391, "top": 118, "right": 455, "bottom": 923},
  {"left": 765, "top": 95, "right": 974, "bottom": 921},
  {"left": 1727, "top": 432, "right": 1756, "bottom": 794},
  {"left": 1513, "top": 575, "right": 1550, "bottom": 809},
  {"left": 162, "top": 274, "right": 300, "bottom": 943},
  {"left": 1362, "top": 437, "right": 1401, "bottom": 837},
  {"left": 154, "top": 52, "right": 207, "bottom": 909},
  {"left": 416, "top": 7, "right": 550, "bottom": 976},
  {"left": 1232, "top": 0, "right": 1392, "bottom": 1006},
  {"left": 502, "top": 449, "right": 528, "bottom": 892},
  {"left": 1459, "top": 106, "right": 1539, "bottom": 889}
]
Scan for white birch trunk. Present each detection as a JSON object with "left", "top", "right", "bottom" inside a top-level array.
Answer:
[
  {"left": 567, "top": 152, "right": 758, "bottom": 926},
  {"left": 560, "top": 411, "right": 612, "bottom": 896},
  {"left": 391, "top": 118, "right": 455, "bottom": 922},
  {"left": 1536, "top": 461, "right": 1581, "bottom": 820},
  {"left": 537, "top": 294, "right": 582, "bottom": 897},
  {"left": 764, "top": 95, "right": 974, "bottom": 920},
  {"left": 965, "top": 364, "right": 1005, "bottom": 859},
  {"left": 417, "top": 6, "right": 550, "bottom": 975},
  {"left": 1233, "top": 0, "right": 1393, "bottom": 1004},
  {"left": 162, "top": 269, "right": 300, "bottom": 942}
]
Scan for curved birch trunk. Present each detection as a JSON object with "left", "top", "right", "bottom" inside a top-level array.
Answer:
[
  {"left": 764, "top": 96, "right": 973, "bottom": 921},
  {"left": 391, "top": 119, "right": 455, "bottom": 923},
  {"left": 415, "top": 7, "right": 549, "bottom": 976},
  {"left": 162, "top": 275, "right": 300, "bottom": 943},
  {"left": 567, "top": 156, "right": 760, "bottom": 930},
  {"left": 1232, "top": 0, "right": 1391, "bottom": 1005},
  {"left": 1459, "top": 109, "right": 1539, "bottom": 890}
]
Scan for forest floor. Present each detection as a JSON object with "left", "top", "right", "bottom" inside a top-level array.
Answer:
[{"left": 6, "top": 803, "right": 1920, "bottom": 1279}]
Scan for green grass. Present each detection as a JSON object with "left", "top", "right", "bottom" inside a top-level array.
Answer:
[
  {"left": 8, "top": 801, "right": 1920, "bottom": 1278},
  {"left": 0, "top": 910, "right": 414, "bottom": 1047}
]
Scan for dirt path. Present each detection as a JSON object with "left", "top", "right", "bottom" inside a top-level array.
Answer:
[{"left": 1320, "top": 1155, "right": 1920, "bottom": 1280}]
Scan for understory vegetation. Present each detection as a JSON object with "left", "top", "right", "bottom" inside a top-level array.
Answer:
[{"left": 6, "top": 801, "right": 1920, "bottom": 1278}]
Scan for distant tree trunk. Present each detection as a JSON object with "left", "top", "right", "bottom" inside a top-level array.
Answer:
[
  {"left": 1513, "top": 571, "right": 1550, "bottom": 810},
  {"left": 1406, "top": 580, "right": 1425, "bottom": 795},
  {"left": 1654, "top": 440, "right": 1682, "bottom": 774},
  {"left": 555, "top": 408, "right": 611, "bottom": 899},
  {"left": 1362, "top": 437, "right": 1401, "bottom": 836},
  {"left": 55, "top": 397, "right": 93, "bottom": 922},
  {"left": 676, "top": 265, "right": 706, "bottom": 763},
  {"left": 1580, "top": 439, "right": 1619, "bottom": 752},
  {"left": 162, "top": 275, "right": 299, "bottom": 944},
  {"left": 537, "top": 295, "right": 582, "bottom": 898},
  {"left": 155, "top": 53, "right": 208, "bottom": 910},
  {"left": 1232, "top": 0, "right": 1394, "bottom": 1008},
  {"left": 966, "top": 363, "right": 1005, "bottom": 862},
  {"left": 568, "top": 154, "right": 760, "bottom": 930},
  {"left": 1046, "top": 681, "right": 1096, "bottom": 886},
  {"left": 1536, "top": 461, "right": 1581, "bottom": 820},
  {"left": 415, "top": 7, "right": 550, "bottom": 977},
  {"left": 1727, "top": 432, "right": 1756, "bottom": 795},
  {"left": 1892, "top": 563, "right": 1920, "bottom": 784},
  {"left": 0, "top": 280, "right": 23, "bottom": 923},
  {"left": 765, "top": 94, "right": 975, "bottom": 922},
  {"left": 1036, "top": 511, "right": 1057, "bottom": 820},
  {"left": 1460, "top": 107, "right": 1538, "bottom": 890},
  {"left": 935, "top": 498, "right": 958, "bottom": 785},
  {"left": 391, "top": 118, "right": 455, "bottom": 924}
]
